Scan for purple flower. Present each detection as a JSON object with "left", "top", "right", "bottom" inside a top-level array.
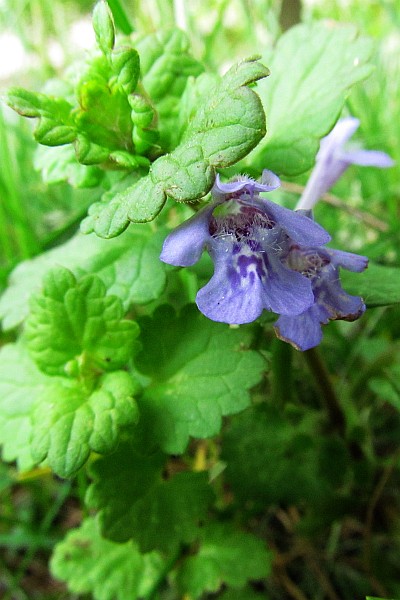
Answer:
[
  {"left": 296, "top": 117, "right": 394, "bottom": 211},
  {"left": 274, "top": 242, "right": 368, "bottom": 351},
  {"left": 160, "top": 171, "right": 331, "bottom": 324}
]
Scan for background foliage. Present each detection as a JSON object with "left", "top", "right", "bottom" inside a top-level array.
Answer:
[{"left": 0, "top": 1, "right": 399, "bottom": 599}]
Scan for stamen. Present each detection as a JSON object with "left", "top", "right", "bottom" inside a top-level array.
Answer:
[{"left": 286, "top": 245, "right": 330, "bottom": 279}]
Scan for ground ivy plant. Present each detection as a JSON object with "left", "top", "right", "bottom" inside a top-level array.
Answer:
[{"left": 0, "top": 1, "right": 399, "bottom": 599}]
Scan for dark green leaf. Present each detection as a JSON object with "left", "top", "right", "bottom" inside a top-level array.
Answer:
[
  {"left": 176, "top": 523, "right": 272, "bottom": 598},
  {"left": 134, "top": 305, "right": 266, "bottom": 453},
  {"left": 250, "top": 22, "right": 373, "bottom": 175},
  {"left": 341, "top": 263, "right": 400, "bottom": 307},
  {"left": 222, "top": 405, "right": 322, "bottom": 505},
  {"left": 219, "top": 587, "right": 269, "bottom": 600},
  {"left": 87, "top": 442, "right": 214, "bottom": 551}
]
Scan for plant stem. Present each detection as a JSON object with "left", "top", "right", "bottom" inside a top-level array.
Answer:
[
  {"left": 271, "top": 338, "right": 292, "bottom": 405},
  {"left": 145, "top": 546, "right": 182, "bottom": 600},
  {"left": 303, "top": 347, "right": 346, "bottom": 436}
]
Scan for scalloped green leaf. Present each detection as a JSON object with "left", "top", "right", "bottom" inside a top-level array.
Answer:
[
  {"left": 134, "top": 305, "right": 266, "bottom": 454},
  {"left": 6, "top": 48, "right": 150, "bottom": 167},
  {"left": 25, "top": 267, "right": 140, "bottom": 376},
  {"left": 51, "top": 517, "right": 165, "bottom": 600},
  {"left": 0, "top": 344, "right": 45, "bottom": 471},
  {"left": 6, "top": 88, "right": 77, "bottom": 146},
  {"left": 250, "top": 22, "right": 373, "bottom": 175},
  {"left": 111, "top": 48, "right": 140, "bottom": 95},
  {"left": 176, "top": 523, "right": 272, "bottom": 598},
  {"left": 0, "top": 345, "right": 140, "bottom": 477},
  {"left": 0, "top": 226, "right": 166, "bottom": 331},
  {"left": 82, "top": 58, "right": 269, "bottom": 237},
  {"left": 86, "top": 442, "right": 214, "bottom": 551},
  {"left": 31, "top": 370, "right": 140, "bottom": 477}
]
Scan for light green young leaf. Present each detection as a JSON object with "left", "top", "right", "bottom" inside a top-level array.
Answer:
[
  {"left": 0, "top": 344, "right": 140, "bottom": 476},
  {"left": 34, "top": 145, "right": 104, "bottom": 188},
  {"left": 0, "top": 226, "right": 166, "bottom": 331},
  {"left": 87, "top": 442, "right": 214, "bottom": 550},
  {"left": 0, "top": 344, "right": 45, "bottom": 471},
  {"left": 176, "top": 523, "right": 272, "bottom": 598},
  {"left": 92, "top": 0, "right": 115, "bottom": 55},
  {"left": 74, "top": 74, "right": 135, "bottom": 158},
  {"left": 6, "top": 88, "right": 74, "bottom": 123},
  {"left": 31, "top": 370, "right": 140, "bottom": 477},
  {"left": 7, "top": 52, "right": 150, "bottom": 167},
  {"left": 177, "top": 72, "right": 220, "bottom": 139},
  {"left": 51, "top": 517, "right": 165, "bottom": 600},
  {"left": 25, "top": 267, "right": 139, "bottom": 376},
  {"left": 6, "top": 88, "right": 76, "bottom": 146},
  {"left": 111, "top": 47, "right": 140, "bottom": 95},
  {"left": 134, "top": 29, "right": 204, "bottom": 150},
  {"left": 249, "top": 22, "right": 373, "bottom": 175},
  {"left": 82, "top": 58, "right": 269, "bottom": 237},
  {"left": 341, "top": 263, "right": 400, "bottom": 307},
  {"left": 134, "top": 305, "right": 266, "bottom": 454}
]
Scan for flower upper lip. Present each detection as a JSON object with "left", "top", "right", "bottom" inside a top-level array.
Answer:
[
  {"left": 160, "top": 178, "right": 331, "bottom": 269},
  {"left": 212, "top": 169, "right": 281, "bottom": 197}
]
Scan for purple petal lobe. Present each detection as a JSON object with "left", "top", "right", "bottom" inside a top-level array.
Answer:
[
  {"left": 196, "top": 249, "right": 265, "bottom": 324},
  {"left": 314, "top": 268, "right": 366, "bottom": 321},
  {"left": 213, "top": 171, "right": 280, "bottom": 198},
  {"left": 342, "top": 149, "right": 394, "bottom": 168},
  {"left": 196, "top": 234, "right": 315, "bottom": 324},
  {"left": 260, "top": 248, "right": 314, "bottom": 315},
  {"left": 160, "top": 203, "right": 216, "bottom": 267},
  {"left": 260, "top": 169, "right": 281, "bottom": 190},
  {"left": 327, "top": 249, "right": 368, "bottom": 272},
  {"left": 274, "top": 304, "right": 330, "bottom": 351},
  {"left": 250, "top": 198, "right": 331, "bottom": 245},
  {"left": 319, "top": 117, "right": 360, "bottom": 156},
  {"left": 213, "top": 174, "right": 253, "bottom": 195}
]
